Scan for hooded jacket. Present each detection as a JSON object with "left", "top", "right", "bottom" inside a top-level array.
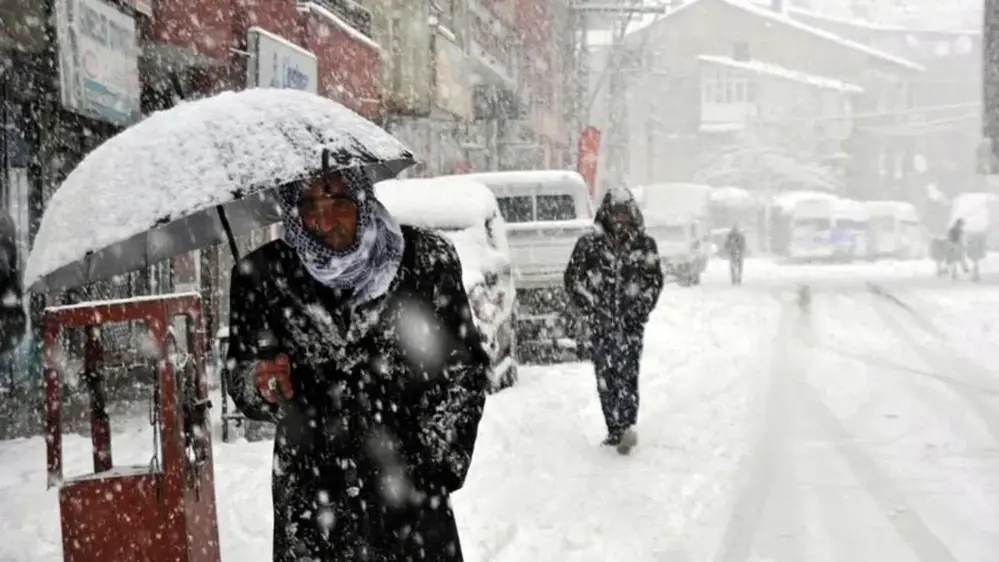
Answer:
[{"left": 563, "top": 189, "right": 664, "bottom": 334}]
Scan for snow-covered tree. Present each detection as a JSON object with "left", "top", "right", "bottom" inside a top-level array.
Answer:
[{"left": 694, "top": 130, "right": 843, "bottom": 193}]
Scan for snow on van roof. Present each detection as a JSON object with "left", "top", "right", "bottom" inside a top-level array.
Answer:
[
  {"left": 833, "top": 198, "right": 870, "bottom": 218},
  {"left": 375, "top": 178, "right": 498, "bottom": 229},
  {"left": 437, "top": 170, "right": 589, "bottom": 198},
  {"left": 863, "top": 200, "right": 918, "bottom": 216},
  {"left": 439, "top": 170, "right": 588, "bottom": 192},
  {"left": 710, "top": 186, "right": 754, "bottom": 202},
  {"left": 771, "top": 190, "right": 840, "bottom": 210}
]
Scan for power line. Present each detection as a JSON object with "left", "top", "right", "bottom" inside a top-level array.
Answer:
[{"left": 643, "top": 101, "right": 980, "bottom": 129}]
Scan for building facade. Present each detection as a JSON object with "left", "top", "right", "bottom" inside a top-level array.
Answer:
[
  {"left": 614, "top": 0, "right": 923, "bottom": 200},
  {"left": 788, "top": 6, "right": 981, "bottom": 221}
]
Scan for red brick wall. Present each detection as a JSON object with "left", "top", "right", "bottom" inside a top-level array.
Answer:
[
  {"left": 146, "top": 1, "right": 382, "bottom": 119},
  {"left": 515, "top": 0, "right": 548, "bottom": 49},
  {"left": 148, "top": 0, "right": 238, "bottom": 60},
  {"left": 299, "top": 12, "right": 382, "bottom": 120},
  {"left": 148, "top": 0, "right": 298, "bottom": 61}
]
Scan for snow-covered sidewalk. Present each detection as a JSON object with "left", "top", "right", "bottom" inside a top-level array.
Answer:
[
  {"left": 455, "top": 287, "right": 782, "bottom": 561},
  {"left": 4, "top": 276, "right": 999, "bottom": 561},
  {"left": 0, "top": 287, "right": 782, "bottom": 561}
]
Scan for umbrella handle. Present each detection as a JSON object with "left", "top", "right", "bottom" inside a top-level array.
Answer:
[{"left": 216, "top": 206, "right": 240, "bottom": 261}]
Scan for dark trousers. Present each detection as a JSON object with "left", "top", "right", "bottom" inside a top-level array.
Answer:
[
  {"left": 591, "top": 328, "right": 643, "bottom": 436},
  {"left": 729, "top": 257, "right": 743, "bottom": 285}
]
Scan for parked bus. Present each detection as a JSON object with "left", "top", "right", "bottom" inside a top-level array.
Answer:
[
  {"left": 831, "top": 198, "right": 871, "bottom": 261},
  {"left": 769, "top": 191, "right": 839, "bottom": 260},
  {"left": 863, "top": 201, "right": 923, "bottom": 259}
]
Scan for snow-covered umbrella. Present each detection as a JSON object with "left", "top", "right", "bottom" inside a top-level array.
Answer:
[{"left": 24, "top": 88, "right": 416, "bottom": 293}]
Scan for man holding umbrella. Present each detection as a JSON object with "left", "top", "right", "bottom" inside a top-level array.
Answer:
[
  {"left": 224, "top": 165, "right": 490, "bottom": 561},
  {"left": 23, "top": 88, "right": 489, "bottom": 562}
]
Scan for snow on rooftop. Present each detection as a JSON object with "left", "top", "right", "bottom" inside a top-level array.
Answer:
[
  {"left": 375, "top": 178, "right": 499, "bottom": 230},
  {"left": 629, "top": 0, "right": 924, "bottom": 72},
  {"left": 785, "top": 5, "right": 980, "bottom": 35},
  {"left": 298, "top": 2, "right": 381, "bottom": 53},
  {"left": 697, "top": 55, "right": 864, "bottom": 93}
]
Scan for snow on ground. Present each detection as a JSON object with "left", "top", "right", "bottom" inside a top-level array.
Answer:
[
  {"left": 455, "top": 287, "right": 781, "bottom": 561},
  {"left": 788, "top": 292, "right": 999, "bottom": 561},
  {"left": 701, "top": 257, "right": 940, "bottom": 286},
  {"left": 0, "top": 285, "right": 781, "bottom": 562},
  {"left": 4, "top": 261, "right": 999, "bottom": 560},
  {"left": 701, "top": 254, "right": 999, "bottom": 290}
]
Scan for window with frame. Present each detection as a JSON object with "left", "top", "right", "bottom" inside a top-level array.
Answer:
[
  {"left": 496, "top": 196, "right": 534, "bottom": 223},
  {"left": 536, "top": 194, "right": 577, "bottom": 221}
]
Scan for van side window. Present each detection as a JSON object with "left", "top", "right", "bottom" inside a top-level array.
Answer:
[
  {"left": 496, "top": 196, "right": 534, "bottom": 223},
  {"left": 536, "top": 194, "right": 576, "bottom": 221}
]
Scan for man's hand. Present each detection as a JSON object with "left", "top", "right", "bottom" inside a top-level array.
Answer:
[{"left": 254, "top": 353, "right": 293, "bottom": 403}]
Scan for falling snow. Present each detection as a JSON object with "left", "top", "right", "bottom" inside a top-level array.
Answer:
[{"left": 0, "top": 0, "right": 997, "bottom": 561}]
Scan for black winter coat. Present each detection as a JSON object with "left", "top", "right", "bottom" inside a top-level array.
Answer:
[
  {"left": 724, "top": 229, "right": 746, "bottom": 260},
  {"left": 564, "top": 190, "right": 664, "bottom": 336},
  {"left": 0, "top": 210, "right": 24, "bottom": 354},
  {"left": 224, "top": 225, "right": 490, "bottom": 562}
]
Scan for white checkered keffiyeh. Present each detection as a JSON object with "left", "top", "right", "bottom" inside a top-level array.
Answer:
[{"left": 276, "top": 168, "right": 405, "bottom": 306}]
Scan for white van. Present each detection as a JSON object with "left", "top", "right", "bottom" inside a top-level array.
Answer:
[
  {"left": 864, "top": 201, "right": 922, "bottom": 259},
  {"left": 435, "top": 170, "right": 594, "bottom": 362}
]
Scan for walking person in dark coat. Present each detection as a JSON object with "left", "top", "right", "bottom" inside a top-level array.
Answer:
[
  {"left": 947, "top": 218, "right": 970, "bottom": 277},
  {"left": 723, "top": 225, "right": 746, "bottom": 285},
  {"left": 223, "top": 167, "right": 491, "bottom": 561},
  {"left": 564, "top": 188, "right": 664, "bottom": 454}
]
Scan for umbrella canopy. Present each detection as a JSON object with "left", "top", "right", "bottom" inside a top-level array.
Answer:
[{"left": 25, "top": 88, "right": 416, "bottom": 294}]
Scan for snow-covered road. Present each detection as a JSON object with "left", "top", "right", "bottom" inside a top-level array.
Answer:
[{"left": 3, "top": 260, "right": 999, "bottom": 561}]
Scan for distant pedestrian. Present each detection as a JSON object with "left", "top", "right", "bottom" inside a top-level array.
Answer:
[{"left": 723, "top": 225, "right": 747, "bottom": 285}]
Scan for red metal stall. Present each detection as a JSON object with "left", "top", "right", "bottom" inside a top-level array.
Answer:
[{"left": 43, "top": 293, "right": 220, "bottom": 562}]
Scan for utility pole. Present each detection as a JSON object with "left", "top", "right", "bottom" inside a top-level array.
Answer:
[
  {"left": 982, "top": 0, "right": 999, "bottom": 175},
  {"left": 571, "top": 2, "right": 667, "bottom": 196},
  {"left": 566, "top": 4, "right": 588, "bottom": 171}
]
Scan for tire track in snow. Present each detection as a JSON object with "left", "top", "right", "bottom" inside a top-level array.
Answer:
[
  {"left": 717, "top": 289, "right": 959, "bottom": 562},
  {"left": 863, "top": 286, "right": 999, "bottom": 444},
  {"left": 713, "top": 291, "right": 803, "bottom": 562},
  {"left": 802, "top": 290, "right": 960, "bottom": 562},
  {"left": 793, "top": 367, "right": 959, "bottom": 562}
]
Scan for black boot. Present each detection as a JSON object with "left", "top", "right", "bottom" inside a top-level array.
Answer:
[
  {"left": 616, "top": 427, "right": 638, "bottom": 455},
  {"left": 601, "top": 432, "right": 621, "bottom": 446}
]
